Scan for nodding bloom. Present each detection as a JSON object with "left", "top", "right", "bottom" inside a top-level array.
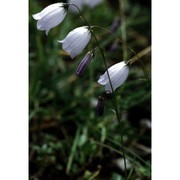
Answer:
[
  {"left": 96, "top": 96, "right": 105, "bottom": 116},
  {"left": 32, "top": 3, "right": 67, "bottom": 35},
  {"left": 58, "top": 26, "right": 91, "bottom": 58},
  {"left": 76, "top": 51, "right": 94, "bottom": 76},
  {"left": 98, "top": 61, "right": 129, "bottom": 93}
]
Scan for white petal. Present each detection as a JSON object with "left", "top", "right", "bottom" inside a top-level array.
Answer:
[
  {"left": 32, "top": 12, "right": 41, "bottom": 20},
  {"left": 98, "top": 74, "right": 109, "bottom": 85},
  {"left": 108, "top": 61, "right": 127, "bottom": 74},
  {"left": 105, "top": 65, "right": 129, "bottom": 93},
  {"left": 58, "top": 26, "right": 91, "bottom": 58},
  {"left": 37, "top": 3, "right": 64, "bottom": 19},
  {"left": 97, "top": 61, "right": 129, "bottom": 93},
  {"left": 69, "top": 32, "right": 91, "bottom": 58},
  {"left": 33, "top": 3, "right": 66, "bottom": 34},
  {"left": 45, "top": 29, "right": 51, "bottom": 36},
  {"left": 98, "top": 61, "right": 126, "bottom": 85},
  {"left": 37, "top": 8, "right": 67, "bottom": 33}
]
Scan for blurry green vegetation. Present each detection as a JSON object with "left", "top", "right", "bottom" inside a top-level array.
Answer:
[{"left": 29, "top": 0, "right": 151, "bottom": 179}]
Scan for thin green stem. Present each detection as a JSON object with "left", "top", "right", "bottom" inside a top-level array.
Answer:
[
  {"left": 127, "top": 46, "right": 151, "bottom": 82},
  {"left": 107, "top": 137, "right": 151, "bottom": 168},
  {"left": 66, "top": 128, "right": 81, "bottom": 174},
  {"left": 67, "top": 3, "right": 91, "bottom": 27},
  {"left": 128, "top": 46, "right": 151, "bottom": 64},
  {"left": 67, "top": 4, "right": 128, "bottom": 178},
  {"left": 119, "top": 0, "right": 128, "bottom": 60},
  {"left": 90, "top": 30, "right": 127, "bottom": 179}
]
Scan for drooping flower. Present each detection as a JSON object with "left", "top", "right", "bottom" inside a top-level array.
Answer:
[
  {"left": 32, "top": 3, "right": 67, "bottom": 35},
  {"left": 98, "top": 61, "right": 129, "bottom": 93},
  {"left": 76, "top": 50, "right": 94, "bottom": 76},
  {"left": 58, "top": 26, "right": 91, "bottom": 58}
]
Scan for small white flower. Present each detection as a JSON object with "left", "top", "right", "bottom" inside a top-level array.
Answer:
[
  {"left": 32, "top": 3, "right": 67, "bottom": 35},
  {"left": 98, "top": 61, "right": 129, "bottom": 93},
  {"left": 58, "top": 26, "right": 91, "bottom": 58}
]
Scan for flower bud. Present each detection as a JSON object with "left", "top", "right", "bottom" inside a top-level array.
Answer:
[
  {"left": 96, "top": 96, "right": 105, "bottom": 116},
  {"left": 76, "top": 51, "right": 94, "bottom": 76}
]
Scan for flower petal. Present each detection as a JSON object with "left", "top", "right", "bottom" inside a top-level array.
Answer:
[
  {"left": 58, "top": 26, "right": 91, "bottom": 58},
  {"left": 97, "top": 61, "right": 129, "bottom": 93},
  {"left": 98, "top": 62, "right": 126, "bottom": 85},
  {"left": 97, "top": 74, "right": 109, "bottom": 85},
  {"left": 32, "top": 12, "right": 41, "bottom": 20},
  {"left": 105, "top": 66, "right": 129, "bottom": 93},
  {"left": 37, "top": 8, "right": 67, "bottom": 34},
  {"left": 32, "top": 3, "right": 67, "bottom": 35}
]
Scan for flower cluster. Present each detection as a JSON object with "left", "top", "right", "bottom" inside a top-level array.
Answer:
[
  {"left": 33, "top": 3, "right": 92, "bottom": 57},
  {"left": 33, "top": 1, "right": 130, "bottom": 115}
]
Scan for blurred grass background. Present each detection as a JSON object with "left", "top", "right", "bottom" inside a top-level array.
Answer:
[{"left": 29, "top": 0, "right": 151, "bottom": 179}]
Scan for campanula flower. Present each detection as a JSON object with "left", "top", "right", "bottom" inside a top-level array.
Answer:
[
  {"left": 98, "top": 61, "right": 129, "bottom": 93},
  {"left": 32, "top": 3, "right": 67, "bottom": 35},
  {"left": 58, "top": 26, "right": 91, "bottom": 58},
  {"left": 76, "top": 51, "right": 94, "bottom": 76}
]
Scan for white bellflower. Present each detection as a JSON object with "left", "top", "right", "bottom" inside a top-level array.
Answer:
[
  {"left": 98, "top": 61, "right": 129, "bottom": 93},
  {"left": 32, "top": 3, "right": 67, "bottom": 35},
  {"left": 58, "top": 26, "right": 91, "bottom": 58}
]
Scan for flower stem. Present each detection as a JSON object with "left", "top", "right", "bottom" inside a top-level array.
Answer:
[
  {"left": 90, "top": 30, "right": 128, "bottom": 180},
  {"left": 128, "top": 46, "right": 151, "bottom": 65},
  {"left": 119, "top": 0, "right": 128, "bottom": 60},
  {"left": 68, "top": 4, "right": 128, "bottom": 179},
  {"left": 67, "top": 3, "right": 91, "bottom": 27}
]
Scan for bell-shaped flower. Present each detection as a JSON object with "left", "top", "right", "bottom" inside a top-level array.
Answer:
[
  {"left": 58, "top": 26, "right": 91, "bottom": 58},
  {"left": 76, "top": 51, "right": 94, "bottom": 76},
  {"left": 32, "top": 3, "right": 67, "bottom": 35},
  {"left": 98, "top": 61, "right": 129, "bottom": 93}
]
